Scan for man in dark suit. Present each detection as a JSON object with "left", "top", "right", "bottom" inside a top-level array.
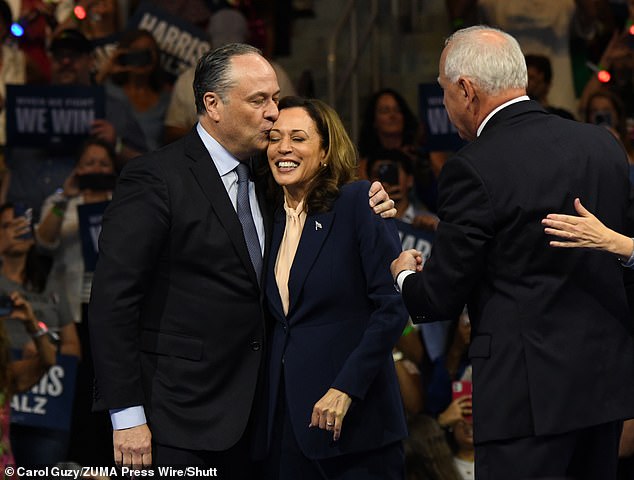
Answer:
[
  {"left": 391, "top": 26, "right": 634, "bottom": 479},
  {"left": 88, "top": 43, "right": 393, "bottom": 477}
]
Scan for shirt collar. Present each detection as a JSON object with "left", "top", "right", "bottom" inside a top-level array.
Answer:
[
  {"left": 196, "top": 122, "right": 240, "bottom": 176},
  {"left": 477, "top": 95, "right": 530, "bottom": 137}
]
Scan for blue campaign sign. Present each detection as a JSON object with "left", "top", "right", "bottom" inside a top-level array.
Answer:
[
  {"left": 418, "top": 83, "right": 467, "bottom": 152},
  {"left": 128, "top": 2, "right": 211, "bottom": 82},
  {"left": 77, "top": 201, "right": 109, "bottom": 273},
  {"left": 5, "top": 85, "right": 106, "bottom": 150},
  {"left": 395, "top": 219, "right": 434, "bottom": 263},
  {"left": 10, "top": 353, "right": 78, "bottom": 431}
]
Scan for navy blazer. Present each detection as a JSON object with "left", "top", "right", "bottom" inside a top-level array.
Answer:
[
  {"left": 402, "top": 101, "right": 634, "bottom": 443},
  {"left": 265, "top": 180, "right": 408, "bottom": 460}
]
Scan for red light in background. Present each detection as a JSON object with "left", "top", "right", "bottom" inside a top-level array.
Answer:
[
  {"left": 74, "top": 5, "right": 86, "bottom": 20},
  {"left": 629, "top": 23, "right": 634, "bottom": 36},
  {"left": 597, "top": 69, "right": 611, "bottom": 83}
]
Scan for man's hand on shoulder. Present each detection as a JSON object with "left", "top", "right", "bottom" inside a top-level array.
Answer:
[
  {"left": 113, "top": 423, "right": 152, "bottom": 470},
  {"left": 369, "top": 181, "right": 397, "bottom": 218}
]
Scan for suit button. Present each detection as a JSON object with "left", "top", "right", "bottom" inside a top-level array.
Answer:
[
  {"left": 251, "top": 341, "right": 261, "bottom": 351},
  {"left": 282, "top": 324, "right": 287, "bottom": 332}
]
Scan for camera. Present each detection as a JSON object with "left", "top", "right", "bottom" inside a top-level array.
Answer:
[
  {"left": 78, "top": 173, "right": 117, "bottom": 191},
  {"left": 377, "top": 162, "right": 400, "bottom": 185},
  {"left": 0, "top": 295, "right": 13, "bottom": 317},
  {"left": 592, "top": 110, "right": 613, "bottom": 127},
  {"left": 117, "top": 49, "right": 153, "bottom": 67}
]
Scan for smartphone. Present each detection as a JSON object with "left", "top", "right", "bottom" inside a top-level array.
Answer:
[
  {"left": 377, "top": 162, "right": 400, "bottom": 185},
  {"left": 117, "top": 49, "right": 153, "bottom": 67},
  {"left": 0, "top": 295, "right": 13, "bottom": 317},
  {"left": 452, "top": 380, "right": 472, "bottom": 422},
  {"left": 13, "top": 203, "right": 33, "bottom": 240},
  {"left": 77, "top": 173, "right": 117, "bottom": 191},
  {"left": 592, "top": 111, "right": 613, "bottom": 127}
]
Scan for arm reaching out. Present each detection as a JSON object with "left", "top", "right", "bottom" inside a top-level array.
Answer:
[{"left": 542, "top": 198, "right": 634, "bottom": 259}]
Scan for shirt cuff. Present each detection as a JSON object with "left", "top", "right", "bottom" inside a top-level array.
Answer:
[
  {"left": 110, "top": 406, "right": 147, "bottom": 430},
  {"left": 622, "top": 239, "right": 634, "bottom": 269},
  {"left": 396, "top": 270, "right": 416, "bottom": 293}
]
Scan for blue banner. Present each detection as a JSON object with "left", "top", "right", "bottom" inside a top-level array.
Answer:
[
  {"left": 5, "top": 85, "right": 105, "bottom": 149},
  {"left": 395, "top": 219, "right": 434, "bottom": 263},
  {"left": 128, "top": 2, "right": 211, "bottom": 82},
  {"left": 418, "top": 83, "right": 467, "bottom": 152},
  {"left": 10, "top": 353, "right": 78, "bottom": 431},
  {"left": 77, "top": 201, "right": 109, "bottom": 273}
]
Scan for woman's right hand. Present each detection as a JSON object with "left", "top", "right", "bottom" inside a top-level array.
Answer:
[
  {"left": 438, "top": 395, "right": 472, "bottom": 429},
  {"left": 542, "top": 198, "right": 633, "bottom": 258},
  {"left": 62, "top": 169, "right": 81, "bottom": 198}
]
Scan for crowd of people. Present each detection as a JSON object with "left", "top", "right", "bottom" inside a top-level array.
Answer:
[{"left": 0, "top": 0, "right": 630, "bottom": 480}]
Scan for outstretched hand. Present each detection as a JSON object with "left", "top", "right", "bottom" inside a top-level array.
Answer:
[{"left": 542, "top": 198, "right": 614, "bottom": 250}]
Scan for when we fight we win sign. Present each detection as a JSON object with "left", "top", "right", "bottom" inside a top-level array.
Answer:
[{"left": 5, "top": 85, "right": 105, "bottom": 151}]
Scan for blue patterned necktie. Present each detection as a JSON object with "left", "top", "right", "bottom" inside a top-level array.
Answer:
[{"left": 235, "top": 162, "right": 262, "bottom": 282}]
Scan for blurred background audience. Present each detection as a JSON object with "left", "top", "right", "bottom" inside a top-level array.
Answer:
[{"left": 0, "top": 0, "right": 630, "bottom": 475}]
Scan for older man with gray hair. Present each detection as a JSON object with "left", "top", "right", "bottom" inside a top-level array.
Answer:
[{"left": 392, "top": 26, "right": 634, "bottom": 479}]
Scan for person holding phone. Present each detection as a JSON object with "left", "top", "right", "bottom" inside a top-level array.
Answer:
[
  {"left": 367, "top": 148, "right": 439, "bottom": 231},
  {"left": 34, "top": 137, "right": 114, "bottom": 466},
  {"left": 0, "top": 201, "right": 77, "bottom": 467},
  {"left": 583, "top": 90, "right": 634, "bottom": 164},
  {"left": 0, "top": 286, "right": 56, "bottom": 479},
  {"left": 96, "top": 29, "right": 171, "bottom": 151},
  {"left": 36, "top": 137, "right": 116, "bottom": 327}
]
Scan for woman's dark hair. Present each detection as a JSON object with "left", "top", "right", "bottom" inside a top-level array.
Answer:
[
  {"left": 358, "top": 88, "right": 421, "bottom": 158},
  {"left": 111, "top": 29, "right": 165, "bottom": 91},
  {"left": 266, "top": 96, "right": 357, "bottom": 215},
  {"left": 0, "top": 203, "right": 52, "bottom": 293},
  {"left": 405, "top": 414, "right": 463, "bottom": 480},
  {"left": 76, "top": 136, "right": 117, "bottom": 167}
]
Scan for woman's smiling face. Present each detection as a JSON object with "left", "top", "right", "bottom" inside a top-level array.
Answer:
[{"left": 267, "top": 107, "right": 326, "bottom": 202}]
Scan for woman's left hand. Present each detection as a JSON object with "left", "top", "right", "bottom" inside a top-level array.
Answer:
[
  {"left": 10, "top": 292, "right": 38, "bottom": 331},
  {"left": 310, "top": 388, "right": 352, "bottom": 441}
]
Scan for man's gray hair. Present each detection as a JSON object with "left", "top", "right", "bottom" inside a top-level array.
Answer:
[
  {"left": 193, "top": 43, "right": 263, "bottom": 115},
  {"left": 443, "top": 26, "right": 527, "bottom": 95}
]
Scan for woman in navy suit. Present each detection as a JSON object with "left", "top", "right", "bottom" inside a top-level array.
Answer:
[{"left": 264, "top": 96, "right": 408, "bottom": 479}]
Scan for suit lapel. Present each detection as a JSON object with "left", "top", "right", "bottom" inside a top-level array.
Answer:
[
  {"left": 184, "top": 131, "right": 259, "bottom": 287},
  {"left": 287, "top": 210, "right": 335, "bottom": 318},
  {"left": 266, "top": 207, "right": 286, "bottom": 320}
]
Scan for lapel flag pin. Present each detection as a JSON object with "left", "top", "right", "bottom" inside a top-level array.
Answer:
[{"left": 315, "top": 221, "right": 322, "bottom": 231}]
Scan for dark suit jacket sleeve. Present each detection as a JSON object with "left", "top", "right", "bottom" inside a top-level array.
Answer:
[
  {"left": 402, "top": 155, "right": 495, "bottom": 322},
  {"left": 331, "top": 184, "right": 409, "bottom": 400},
  {"left": 89, "top": 155, "right": 170, "bottom": 410}
]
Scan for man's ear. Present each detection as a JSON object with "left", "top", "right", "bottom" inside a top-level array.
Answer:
[
  {"left": 459, "top": 77, "right": 479, "bottom": 109},
  {"left": 458, "top": 78, "right": 474, "bottom": 100},
  {"left": 203, "top": 92, "right": 221, "bottom": 122}
]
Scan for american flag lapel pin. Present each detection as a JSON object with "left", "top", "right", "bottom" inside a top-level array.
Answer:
[{"left": 315, "top": 221, "right": 322, "bottom": 231}]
